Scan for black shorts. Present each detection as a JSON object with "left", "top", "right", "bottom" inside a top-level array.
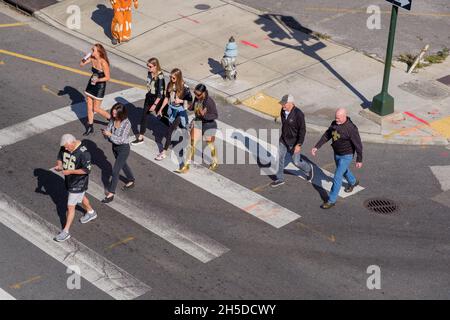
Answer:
[{"left": 200, "top": 121, "right": 217, "bottom": 136}]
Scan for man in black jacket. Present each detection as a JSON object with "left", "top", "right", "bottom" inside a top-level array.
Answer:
[
  {"left": 311, "top": 108, "right": 363, "bottom": 209},
  {"left": 271, "top": 94, "right": 313, "bottom": 187}
]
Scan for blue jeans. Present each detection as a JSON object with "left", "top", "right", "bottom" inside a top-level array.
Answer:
[
  {"left": 276, "top": 142, "right": 311, "bottom": 181},
  {"left": 328, "top": 154, "right": 357, "bottom": 204}
]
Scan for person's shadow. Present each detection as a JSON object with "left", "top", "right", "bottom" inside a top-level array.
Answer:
[
  {"left": 81, "top": 139, "right": 113, "bottom": 190},
  {"left": 34, "top": 168, "right": 85, "bottom": 229},
  {"left": 58, "top": 86, "right": 87, "bottom": 128},
  {"left": 91, "top": 4, "right": 114, "bottom": 40}
]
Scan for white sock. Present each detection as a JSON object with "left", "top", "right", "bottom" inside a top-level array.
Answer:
[{"left": 87, "top": 210, "right": 95, "bottom": 214}]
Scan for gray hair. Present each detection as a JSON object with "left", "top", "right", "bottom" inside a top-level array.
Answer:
[{"left": 60, "top": 133, "right": 76, "bottom": 146}]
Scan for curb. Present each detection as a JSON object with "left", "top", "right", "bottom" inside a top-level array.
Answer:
[{"left": 2, "top": 0, "right": 56, "bottom": 15}]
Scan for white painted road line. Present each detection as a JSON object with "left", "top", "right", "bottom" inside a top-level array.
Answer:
[
  {"left": 0, "top": 192, "right": 151, "bottom": 300},
  {"left": 131, "top": 138, "right": 301, "bottom": 228},
  {"left": 215, "top": 120, "right": 365, "bottom": 198},
  {"left": 0, "top": 288, "right": 15, "bottom": 300},
  {"left": 0, "top": 88, "right": 146, "bottom": 147},
  {"left": 50, "top": 169, "right": 229, "bottom": 263}
]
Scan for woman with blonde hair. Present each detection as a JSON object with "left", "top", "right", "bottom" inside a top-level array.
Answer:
[
  {"left": 155, "top": 68, "right": 193, "bottom": 161},
  {"left": 131, "top": 57, "right": 165, "bottom": 145},
  {"left": 80, "top": 43, "right": 111, "bottom": 136}
]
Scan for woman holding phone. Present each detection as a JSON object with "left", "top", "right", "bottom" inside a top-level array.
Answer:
[
  {"left": 101, "top": 103, "right": 135, "bottom": 203},
  {"left": 80, "top": 43, "right": 111, "bottom": 136}
]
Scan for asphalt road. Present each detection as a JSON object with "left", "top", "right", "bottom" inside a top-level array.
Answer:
[
  {"left": 0, "top": 8, "right": 450, "bottom": 300},
  {"left": 235, "top": 0, "right": 450, "bottom": 59}
]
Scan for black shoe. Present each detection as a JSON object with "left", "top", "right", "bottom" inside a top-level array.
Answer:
[
  {"left": 122, "top": 181, "right": 135, "bottom": 191},
  {"left": 321, "top": 202, "right": 335, "bottom": 209},
  {"left": 306, "top": 164, "right": 314, "bottom": 182},
  {"left": 270, "top": 179, "right": 285, "bottom": 188},
  {"left": 344, "top": 180, "right": 359, "bottom": 193},
  {"left": 101, "top": 195, "right": 114, "bottom": 203},
  {"left": 83, "top": 125, "right": 94, "bottom": 136},
  {"left": 131, "top": 138, "right": 144, "bottom": 146}
]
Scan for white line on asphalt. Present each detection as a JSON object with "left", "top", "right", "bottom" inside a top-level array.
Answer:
[
  {"left": 0, "top": 87, "right": 146, "bottom": 147},
  {"left": 0, "top": 192, "right": 151, "bottom": 300},
  {"left": 49, "top": 169, "right": 229, "bottom": 263},
  {"left": 215, "top": 120, "right": 365, "bottom": 198},
  {"left": 130, "top": 138, "right": 301, "bottom": 228},
  {"left": 0, "top": 288, "right": 15, "bottom": 300}
]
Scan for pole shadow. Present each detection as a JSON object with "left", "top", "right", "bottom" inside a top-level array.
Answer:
[{"left": 254, "top": 14, "right": 371, "bottom": 108}]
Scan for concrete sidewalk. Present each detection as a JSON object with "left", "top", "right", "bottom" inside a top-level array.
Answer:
[{"left": 21, "top": 0, "right": 450, "bottom": 144}]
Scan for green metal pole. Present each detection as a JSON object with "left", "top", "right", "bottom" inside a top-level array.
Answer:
[{"left": 370, "top": 5, "right": 399, "bottom": 116}]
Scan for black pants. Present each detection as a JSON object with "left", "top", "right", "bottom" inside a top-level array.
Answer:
[
  {"left": 139, "top": 93, "right": 158, "bottom": 135},
  {"left": 109, "top": 144, "right": 135, "bottom": 194},
  {"left": 164, "top": 116, "right": 188, "bottom": 151}
]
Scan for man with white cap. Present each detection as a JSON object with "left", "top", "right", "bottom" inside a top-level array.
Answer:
[
  {"left": 271, "top": 94, "right": 313, "bottom": 187},
  {"left": 53, "top": 134, "right": 97, "bottom": 242}
]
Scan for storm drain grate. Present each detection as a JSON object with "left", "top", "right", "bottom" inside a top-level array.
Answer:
[{"left": 364, "top": 198, "right": 399, "bottom": 214}]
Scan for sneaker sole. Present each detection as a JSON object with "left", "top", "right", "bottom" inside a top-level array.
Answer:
[
  {"left": 80, "top": 215, "right": 97, "bottom": 224},
  {"left": 271, "top": 182, "right": 285, "bottom": 188},
  {"left": 55, "top": 234, "right": 71, "bottom": 242},
  {"left": 131, "top": 141, "right": 144, "bottom": 146}
]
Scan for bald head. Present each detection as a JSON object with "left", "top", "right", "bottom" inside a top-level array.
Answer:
[{"left": 335, "top": 108, "right": 348, "bottom": 125}]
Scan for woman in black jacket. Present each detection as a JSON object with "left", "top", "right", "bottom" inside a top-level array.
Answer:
[
  {"left": 132, "top": 57, "right": 165, "bottom": 145},
  {"left": 155, "top": 68, "right": 193, "bottom": 161},
  {"left": 177, "top": 83, "right": 219, "bottom": 173}
]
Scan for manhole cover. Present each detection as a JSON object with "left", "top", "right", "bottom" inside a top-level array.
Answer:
[
  {"left": 195, "top": 4, "right": 211, "bottom": 10},
  {"left": 364, "top": 198, "right": 399, "bottom": 214}
]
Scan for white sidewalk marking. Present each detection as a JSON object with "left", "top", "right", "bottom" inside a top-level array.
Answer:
[
  {"left": 0, "top": 88, "right": 146, "bottom": 147},
  {"left": 50, "top": 169, "right": 229, "bottom": 263},
  {"left": 130, "top": 139, "right": 301, "bottom": 228},
  {"left": 0, "top": 288, "right": 15, "bottom": 300},
  {"left": 0, "top": 192, "right": 151, "bottom": 300},
  {"left": 430, "top": 165, "right": 450, "bottom": 191}
]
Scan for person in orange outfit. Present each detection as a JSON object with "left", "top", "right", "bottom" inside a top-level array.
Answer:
[{"left": 110, "top": 0, "right": 138, "bottom": 45}]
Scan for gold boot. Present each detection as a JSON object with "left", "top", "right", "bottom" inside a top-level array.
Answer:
[
  {"left": 207, "top": 141, "right": 219, "bottom": 171},
  {"left": 176, "top": 140, "right": 196, "bottom": 174}
]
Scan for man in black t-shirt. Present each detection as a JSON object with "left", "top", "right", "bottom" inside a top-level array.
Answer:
[{"left": 53, "top": 134, "right": 97, "bottom": 242}]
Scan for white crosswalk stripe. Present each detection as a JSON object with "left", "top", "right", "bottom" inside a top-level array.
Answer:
[
  {"left": 131, "top": 139, "right": 301, "bottom": 228},
  {"left": 0, "top": 88, "right": 146, "bottom": 148},
  {"left": 0, "top": 288, "right": 15, "bottom": 300},
  {"left": 50, "top": 169, "right": 230, "bottom": 263},
  {"left": 0, "top": 192, "right": 151, "bottom": 300}
]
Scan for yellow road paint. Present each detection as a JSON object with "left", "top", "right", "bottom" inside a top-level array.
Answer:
[
  {"left": 41, "top": 85, "right": 60, "bottom": 97},
  {"left": 241, "top": 92, "right": 281, "bottom": 119},
  {"left": 252, "top": 182, "right": 272, "bottom": 192},
  {"left": 0, "top": 22, "right": 28, "bottom": 28},
  {"left": 429, "top": 116, "right": 450, "bottom": 139},
  {"left": 304, "top": 7, "right": 450, "bottom": 18},
  {"left": 0, "top": 49, "right": 146, "bottom": 89},
  {"left": 108, "top": 236, "right": 135, "bottom": 250},
  {"left": 296, "top": 221, "right": 336, "bottom": 243},
  {"left": 9, "top": 276, "right": 42, "bottom": 289}
]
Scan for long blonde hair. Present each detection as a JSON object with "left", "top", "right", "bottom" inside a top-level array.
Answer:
[
  {"left": 94, "top": 43, "right": 110, "bottom": 66},
  {"left": 147, "top": 57, "right": 162, "bottom": 75},
  {"left": 167, "top": 68, "right": 184, "bottom": 98}
]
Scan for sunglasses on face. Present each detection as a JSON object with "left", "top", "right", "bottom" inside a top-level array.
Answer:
[
  {"left": 148, "top": 64, "right": 155, "bottom": 68},
  {"left": 195, "top": 92, "right": 203, "bottom": 98}
]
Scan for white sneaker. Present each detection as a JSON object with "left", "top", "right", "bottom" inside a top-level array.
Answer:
[{"left": 155, "top": 152, "right": 166, "bottom": 161}]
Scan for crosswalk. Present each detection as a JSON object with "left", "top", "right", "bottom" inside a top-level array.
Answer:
[
  {"left": 0, "top": 88, "right": 366, "bottom": 299},
  {"left": 0, "top": 288, "right": 15, "bottom": 300}
]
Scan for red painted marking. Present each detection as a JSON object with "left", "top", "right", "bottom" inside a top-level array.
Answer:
[
  {"left": 178, "top": 14, "right": 200, "bottom": 24},
  {"left": 441, "top": 152, "right": 449, "bottom": 157},
  {"left": 241, "top": 40, "right": 259, "bottom": 48},
  {"left": 404, "top": 112, "right": 430, "bottom": 126}
]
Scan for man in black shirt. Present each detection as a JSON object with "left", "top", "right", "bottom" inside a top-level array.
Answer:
[
  {"left": 53, "top": 134, "right": 96, "bottom": 242},
  {"left": 271, "top": 94, "right": 313, "bottom": 187},
  {"left": 311, "top": 108, "right": 363, "bottom": 209}
]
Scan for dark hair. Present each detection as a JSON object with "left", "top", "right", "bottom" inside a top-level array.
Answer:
[
  {"left": 110, "top": 102, "right": 128, "bottom": 121},
  {"left": 194, "top": 83, "right": 208, "bottom": 99}
]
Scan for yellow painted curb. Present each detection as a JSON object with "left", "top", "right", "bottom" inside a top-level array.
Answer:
[{"left": 241, "top": 92, "right": 280, "bottom": 119}]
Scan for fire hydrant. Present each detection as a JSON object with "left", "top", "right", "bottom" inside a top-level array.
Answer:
[{"left": 221, "top": 36, "right": 238, "bottom": 80}]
